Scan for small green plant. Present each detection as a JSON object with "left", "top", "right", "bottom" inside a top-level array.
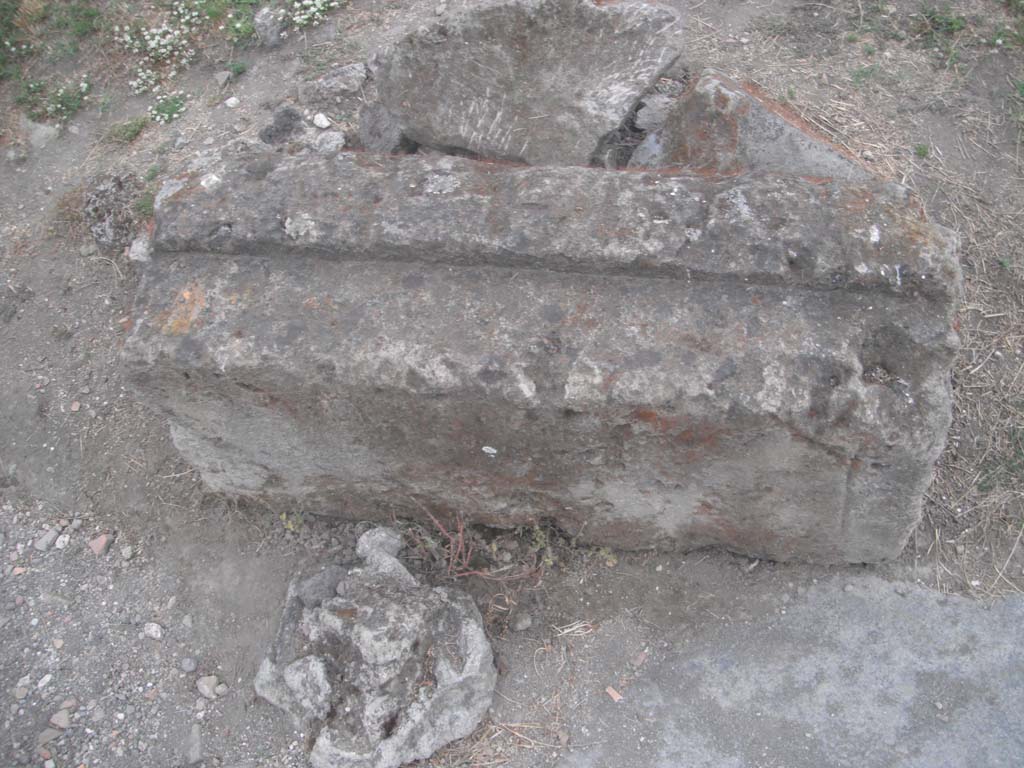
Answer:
[
  {"left": 16, "top": 77, "right": 91, "bottom": 122},
  {"left": 228, "top": 60, "right": 247, "bottom": 77},
  {"left": 107, "top": 116, "right": 148, "bottom": 143},
  {"left": 863, "top": 43, "right": 876, "bottom": 55},
  {"left": 145, "top": 164, "right": 163, "bottom": 182},
  {"left": 851, "top": 63, "right": 881, "bottom": 86},
  {"left": 279, "top": 510, "right": 303, "bottom": 532},
  {"left": 200, "top": 0, "right": 259, "bottom": 42},
  {"left": 148, "top": 90, "right": 187, "bottom": 123},
  {"left": 920, "top": 6, "right": 968, "bottom": 37},
  {"left": 914, "top": 143, "right": 930, "bottom": 158},
  {"left": 846, "top": 32, "right": 860, "bottom": 43},
  {"left": 52, "top": 3, "right": 102, "bottom": 38},
  {"left": 987, "top": 23, "right": 1024, "bottom": 48},
  {"left": 133, "top": 190, "right": 156, "bottom": 218},
  {"left": 1015, "top": 79, "right": 1024, "bottom": 100}
]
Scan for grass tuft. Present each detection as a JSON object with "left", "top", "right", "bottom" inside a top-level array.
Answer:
[{"left": 106, "top": 116, "right": 147, "bottom": 143}]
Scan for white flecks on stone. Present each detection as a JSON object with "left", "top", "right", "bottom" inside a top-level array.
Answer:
[
  {"left": 200, "top": 173, "right": 222, "bottom": 191},
  {"left": 869, "top": 224, "right": 881, "bottom": 244}
]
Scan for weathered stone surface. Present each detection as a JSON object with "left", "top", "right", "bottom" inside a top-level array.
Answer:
[
  {"left": 361, "top": 0, "right": 681, "bottom": 164},
  {"left": 629, "top": 69, "right": 872, "bottom": 181},
  {"left": 254, "top": 528, "right": 495, "bottom": 768},
  {"left": 125, "top": 148, "right": 958, "bottom": 563}
]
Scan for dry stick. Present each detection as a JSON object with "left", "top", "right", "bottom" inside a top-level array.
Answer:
[{"left": 989, "top": 522, "right": 1024, "bottom": 592}]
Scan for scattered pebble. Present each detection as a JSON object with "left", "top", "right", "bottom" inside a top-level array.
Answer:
[
  {"left": 34, "top": 528, "right": 60, "bottom": 552},
  {"left": 143, "top": 622, "right": 163, "bottom": 640},
  {"left": 225, "top": 96, "right": 241, "bottom": 109},
  {"left": 180, "top": 656, "right": 198, "bottom": 673},
  {"left": 511, "top": 612, "right": 533, "bottom": 632},
  {"left": 37, "top": 673, "right": 52, "bottom": 689},
  {"left": 49, "top": 709, "right": 71, "bottom": 729},
  {"left": 54, "top": 533, "right": 70, "bottom": 550},
  {"left": 88, "top": 533, "right": 113, "bottom": 557},
  {"left": 313, "top": 112, "right": 332, "bottom": 129},
  {"left": 37, "top": 727, "right": 61, "bottom": 745},
  {"left": 214, "top": 682, "right": 228, "bottom": 696},
  {"left": 843, "top": 584, "right": 854, "bottom": 593},
  {"left": 186, "top": 723, "right": 202, "bottom": 764},
  {"left": 52, "top": 638, "right": 63, "bottom": 650},
  {"left": 196, "top": 675, "right": 219, "bottom": 700},
  {"left": 121, "top": 546, "right": 135, "bottom": 561}
]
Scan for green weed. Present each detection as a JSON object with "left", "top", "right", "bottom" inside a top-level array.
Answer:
[
  {"left": 914, "top": 143, "right": 930, "bottom": 158},
  {"left": 133, "top": 190, "right": 155, "bottom": 218},
  {"left": 52, "top": 2, "right": 102, "bottom": 38},
  {"left": 106, "top": 116, "right": 147, "bottom": 143},
  {"left": 920, "top": 6, "right": 968, "bottom": 37},
  {"left": 851, "top": 63, "right": 881, "bottom": 86},
  {"left": 16, "top": 76, "right": 90, "bottom": 122}
]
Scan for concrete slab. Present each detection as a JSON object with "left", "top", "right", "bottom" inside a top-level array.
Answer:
[{"left": 490, "top": 571, "right": 1024, "bottom": 768}]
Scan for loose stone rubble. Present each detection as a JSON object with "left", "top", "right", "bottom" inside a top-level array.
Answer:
[
  {"left": 254, "top": 528, "right": 495, "bottom": 768},
  {"left": 124, "top": 0, "right": 960, "bottom": 565}
]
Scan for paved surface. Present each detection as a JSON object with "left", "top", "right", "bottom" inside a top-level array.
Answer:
[{"left": 536, "top": 574, "right": 1023, "bottom": 768}]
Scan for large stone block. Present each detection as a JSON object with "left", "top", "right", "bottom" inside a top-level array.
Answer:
[
  {"left": 359, "top": 0, "right": 681, "bottom": 164},
  {"left": 125, "top": 148, "right": 959, "bottom": 563}
]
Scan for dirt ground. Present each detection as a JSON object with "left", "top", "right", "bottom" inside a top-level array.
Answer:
[{"left": 1, "top": 0, "right": 1023, "bottom": 766}]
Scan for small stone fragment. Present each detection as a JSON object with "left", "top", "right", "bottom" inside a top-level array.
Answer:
[
  {"left": 52, "top": 639, "right": 64, "bottom": 650},
  {"left": 14, "top": 687, "right": 28, "bottom": 700},
  {"left": 254, "top": 6, "right": 284, "bottom": 48},
  {"left": 259, "top": 105, "right": 304, "bottom": 145},
  {"left": 143, "top": 622, "right": 163, "bottom": 640},
  {"left": 185, "top": 722, "right": 202, "bottom": 764},
  {"left": 511, "top": 612, "right": 533, "bottom": 632},
  {"left": 69, "top": 401, "right": 81, "bottom": 413},
  {"left": 312, "top": 113, "right": 332, "bottom": 130},
  {"left": 88, "top": 533, "right": 113, "bottom": 557},
  {"left": 121, "top": 546, "right": 134, "bottom": 561},
  {"left": 180, "top": 656, "right": 198, "bottom": 673},
  {"left": 314, "top": 131, "right": 346, "bottom": 155},
  {"left": 49, "top": 709, "right": 71, "bottom": 729},
  {"left": 37, "top": 674, "right": 52, "bottom": 689},
  {"left": 196, "top": 675, "right": 219, "bottom": 700},
  {"left": 214, "top": 682, "right": 228, "bottom": 696},
  {"left": 37, "top": 727, "right": 62, "bottom": 745},
  {"left": 34, "top": 528, "right": 60, "bottom": 552},
  {"left": 225, "top": 96, "right": 241, "bottom": 109},
  {"left": 53, "top": 533, "right": 70, "bottom": 550},
  {"left": 128, "top": 234, "right": 152, "bottom": 263}
]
